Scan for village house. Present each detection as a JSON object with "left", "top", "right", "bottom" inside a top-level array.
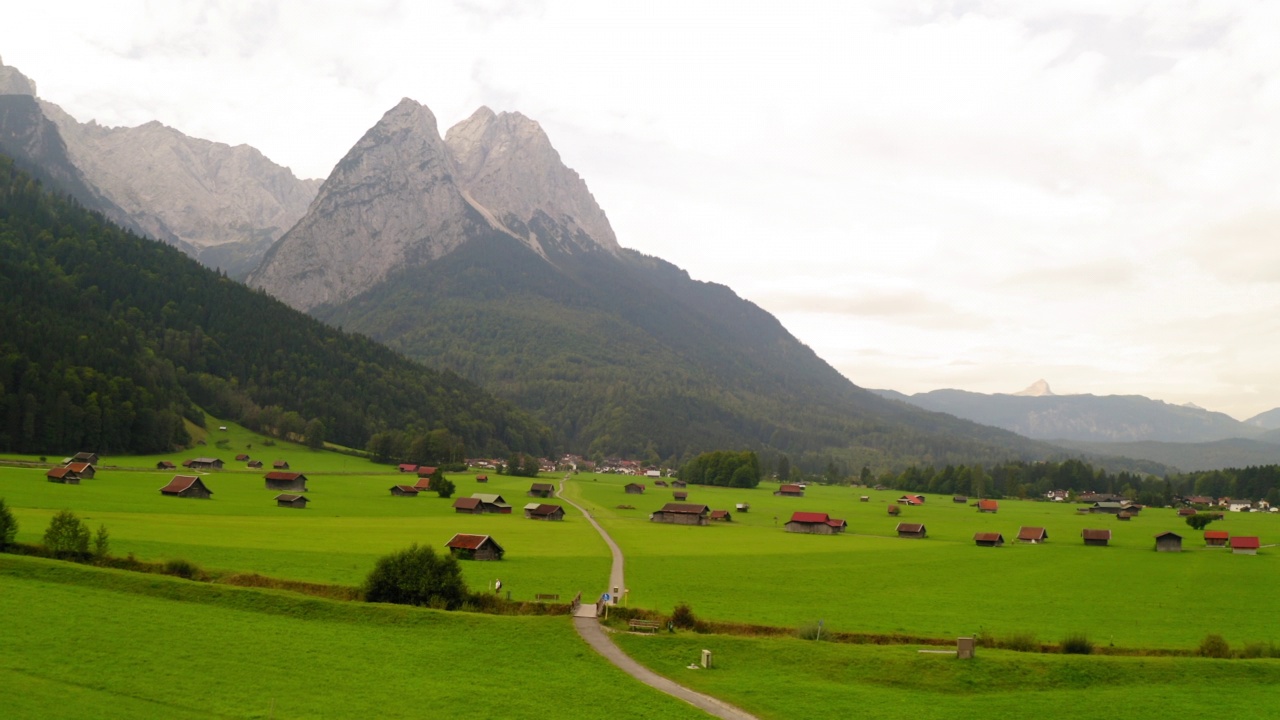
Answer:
[
  {"left": 160, "top": 475, "right": 213, "bottom": 499},
  {"left": 1081, "top": 529, "right": 1111, "bottom": 546},
  {"left": 785, "top": 512, "right": 846, "bottom": 534},
  {"left": 977, "top": 499, "right": 998, "bottom": 513},
  {"left": 774, "top": 484, "right": 805, "bottom": 497},
  {"left": 528, "top": 483, "right": 555, "bottom": 498},
  {"left": 272, "top": 460, "right": 290, "bottom": 470},
  {"left": 472, "top": 494, "right": 513, "bottom": 513},
  {"left": 184, "top": 457, "right": 224, "bottom": 470},
  {"left": 453, "top": 497, "right": 483, "bottom": 513},
  {"left": 710, "top": 509, "right": 732, "bottom": 522},
  {"left": 1045, "top": 490, "right": 1069, "bottom": 502},
  {"left": 650, "top": 503, "right": 711, "bottom": 526},
  {"left": 390, "top": 485, "right": 420, "bottom": 497},
  {"left": 46, "top": 467, "right": 80, "bottom": 484},
  {"left": 1230, "top": 536, "right": 1260, "bottom": 555},
  {"left": 1185, "top": 495, "right": 1215, "bottom": 506},
  {"left": 896, "top": 522, "right": 927, "bottom": 539},
  {"left": 524, "top": 503, "right": 565, "bottom": 521},
  {"left": 1204, "top": 530, "right": 1229, "bottom": 547},
  {"left": 1017, "top": 527, "right": 1048, "bottom": 544},
  {"left": 446, "top": 534, "right": 504, "bottom": 561},
  {"left": 71, "top": 451, "right": 99, "bottom": 465},
  {"left": 974, "top": 532, "right": 1005, "bottom": 547},
  {"left": 264, "top": 472, "right": 308, "bottom": 492},
  {"left": 624, "top": 483, "right": 646, "bottom": 495},
  {"left": 275, "top": 494, "right": 310, "bottom": 509},
  {"left": 1227, "top": 500, "right": 1253, "bottom": 513},
  {"left": 1154, "top": 531, "right": 1182, "bottom": 552}
]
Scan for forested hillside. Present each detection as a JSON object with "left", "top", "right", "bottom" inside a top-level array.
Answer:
[{"left": 0, "top": 156, "right": 551, "bottom": 456}]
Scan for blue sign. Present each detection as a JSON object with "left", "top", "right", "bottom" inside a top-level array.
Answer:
[{"left": 601, "top": 593, "right": 611, "bottom": 601}]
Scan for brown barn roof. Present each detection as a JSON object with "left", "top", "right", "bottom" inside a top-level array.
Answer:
[
  {"left": 236, "top": 454, "right": 250, "bottom": 461},
  {"left": 398, "top": 463, "right": 418, "bottom": 472},
  {"left": 160, "top": 475, "right": 200, "bottom": 493},
  {"left": 897, "top": 523, "right": 925, "bottom": 533},
  {"left": 1017, "top": 526, "right": 1048, "bottom": 541},
  {"left": 1081, "top": 529, "right": 1111, "bottom": 541},
  {"left": 453, "top": 497, "right": 482, "bottom": 510},
  {"left": 391, "top": 484, "right": 419, "bottom": 494},
  {"left": 1154, "top": 531, "right": 1182, "bottom": 540},
  {"left": 265, "top": 471, "right": 303, "bottom": 481},
  {"left": 790, "top": 511, "right": 830, "bottom": 524},
  {"left": 977, "top": 499, "right": 998, "bottom": 511},
  {"left": 778, "top": 484, "right": 804, "bottom": 493},
  {"left": 974, "top": 532, "right": 1004, "bottom": 543},
  {"left": 417, "top": 466, "right": 438, "bottom": 477},
  {"left": 657, "top": 503, "right": 709, "bottom": 514},
  {"left": 530, "top": 483, "right": 554, "bottom": 492},
  {"left": 66, "top": 462, "right": 93, "bottom": 473},
  {"left": 447, "top": 533, "right": 494, "bottom": 551},
  {"left": 46, "top": 467, "right": 75, "bottom": 479},
  {"left": 709, "top": 510, "right": 730, "bottom": 520},
  {"left": 414, "top": 477, "right": 432, "bottom": 490},
  {"left": 274, "top": 494, "right": 306, "bottom": 502},
  {"left": 528, "top": 504, "right": 562, "bottom": 517}
]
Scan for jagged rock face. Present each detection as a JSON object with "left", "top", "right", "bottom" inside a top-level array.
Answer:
[
  {"left": 0, "top": 56, "right": 36, "bottom": 96},
  {"left": 446, "top": 107, "right": 619, "bottom": 255},
  {"left": 251, "top": 98, "right": 621, "bottom": 311},
  {"left": 249, "top": 99, "right": 493, "bottom": 310}
]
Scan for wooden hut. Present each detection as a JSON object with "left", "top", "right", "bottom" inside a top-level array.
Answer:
[
  {"left": 413, "top": 476, "right": 432, "bottom": 491},
  {"left": 184, "top": 457, "right": 224, "bottom": 470},
  {"left": 1204, "top": 530, "right": 1229, "bottom": 547},
  {"left": 896, "top": 522, "right": 927, "bottom": 539},
  {"left": 235, "top": 454, "right": 250, "bottom": 461},
  {"left": 977, "top": 499, "right": 998, "bottom": 513},
  {"left": 735, "top": 503, "right": 750, "bottom": 513},
  {"left": 416, "top": 466, "right": 438, "bottom": 478},
  {"left": 476, "top": 474, "right": 489, "bottom": 483},
  {"left": 1081, "top": 528, "right": 1111, "bottom": 546},
  {"left": 472, "top": 494, "right": 513, "bottom": 513},
  {"left": 247, "top": 460, "right": 263, "bottom": 468},
  {"left": 785, "top": 512, "right": 846, "bottom": 535},
  {"left": 1117, "top": 511, "right": 1133, "bottom": 521},
  {"left": 974, "top": 532, "right": 1005, "bottom": 547},
  {"left": 46, "top": 467, "right": 80, "bottom": 484},
  {"left": 774, "top": 484, "right": 805, "bottom": 497},
  {"left": 1090, "top": 501, "right": 1126, "bottom": 514},
  {"left": 264, "top": 472, "right": 308, "bottom": 492},
  {"left": 887, "top": 504, "right": 900, "bottom": 516},
  {"left": 160, "top": 475, "right": 213, "bottom": 499},
  {"left": 624, "top": 483, "right": 646, "bottom": 495},
  {"left": 673, "top": 491, "right": 689, "bottom": 501},
  {"left": 275, "top": 494, "right": 310, "bottom": 509},
  {"left": 272, "top": 460, "right": 290, "bottom": 470},
  {"left": 953, "top": 496, "right": 968, "bottom": 504},
  {"left": 397, "top": 463, "right": 418, "bottom": 473},
  {"left": 453, "top": 497, "right": 483, "bottom": 514},
  {"left": 654, "top": 480, "right": 669, "bottom": 487},
  {"left": 156, "top": 461, "right": 175, "bottom": 470},
  {"left": 446, "top": 533, "right": 504, "bottom": 561},
  {"left": 1230, "top": 536, "right": 1260, "bottom": 555},
  {"left": 528, "top": 483, "right": 555, "bottom": 498},
  {"left": 71, "top": 451, "right": 100, "bottom": 465},
  {"left": 1177, "top": 507, "right": 1198, "bottom": 517},
  {"left": 524, "top": 503, "right": 565, "bottom": 521},
  {"left": 898, "top": 494, "right": 925, "bottom": 506},
  {"left": 671, "top": 480, "right": 687, "bottom": 489},
  {"left": 1017, "top": 527, "right": 1048, "bottom": 544},
  {"left": 710, "top": 509, "right": 733, "bottom": 522},
  {"left": 650, "top": 503, "right": 710, "bottom": 526},
  {"left": 1154, "top": 531, "right": 1182, "bottom": 552},
  {"left": 860, "top": 495, "right": 870, "bottom": 502},
  {"left": 64, "top": 462, "right": 96, "bottom": 479},
  {"left": 390, "top": 485, "right": 420, "bottom": 497}
]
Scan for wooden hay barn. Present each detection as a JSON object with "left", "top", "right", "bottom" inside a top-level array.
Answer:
[
  {"left": 156, "top": 461, "right": 175, "bottom": 470},
  {"left": 65, "top": 462, "right": 96, "bottom": 479},
  {"left": 1177, "top": 507, "right": 1198, "bottom": 517},
  {"left": 650, "top": 503, "right": 710, "bottom": 526},
  {"left": 247, "top": 460, "right": 263, "bottom": 468},
  {"left": 624, "top": 483, "right": 646, "bottom": 494},
  {"left": 275, "top": 494, "right": 310, "bottom": 509},
  {"left": 46, "top": 467, "right": 80, "bottom": 484},
  {"left": 898, "top": 494, "right": 925, "bottom": 505},
  {"left": 1154, "top": 531, "right": 1182, "bottom": 552},
  {"left": 1204, "top": 530, "right": 1229, "bottom": 547},
  {"left": 414, "top": 476, "right": 432, "bottom": 491},
  {"left": 1017, "top": 527, "right": 1048, "bottom": 544},
  {"left": 397, "top": 463, "right": 418, "bottom": 473},
  {"left": 785, "top": 512, "right": 845, "bottom": 535},
  {"left": 160, "top": 475, "right": 212, "bottom": 499},
  {"left": 953, "top": 496, "right": 968, "bottom": 503},
  {"left": 472, "top": 494, "right": 513, "bottom": 513},
  {"left": 671, "top": 480, "right": 687, "bottom": 488},
  {"left": 476, "top": 474, "right": 489, "bottom": 483},
  {"left": 446, "top": 533, "right": 504, "bottom": 561},
  {"left": 673, "top": 491, "right": 688, "bottom": 500},
  {"left": 654, "top": 480, "right": 668, "bottom": 487},
  {"left": 860, "top": 495, "right": 870, "bottom": 502},
  {"left": 896, "top": 522, "right": 927, "bottom": 539},
  {"left": 524, "top": 503, "right": 565, "bottom": 521},
  {"left": 887, "top": 504, "right": 900, "bottom": 516},
  {"left": 774, "top": 484, "right": 805, "bottom": 497},
  {"left": 1117, "top": 511, "right": 1133, "bottom": 521},
  {"left": 1231, "top": 536, "right": 1260, "bottom": 555},
  {"left": 710, "top": 509, "right": 732, "bottom": 522},
  {"left": 735, "top": 503, "right": 750, "bottom": 512},
  {"left": 974, "top": 532, "right": 1005, "bottom": 547},
  {"left": 390, "top": 485, "right": 420, "bottom": 497},
  {"left": 416, "top": 466, "right": 438, "bottom": 478},
  {"left": 184, "top": 457, "right": 224, "bottom": 470},
  {"left": 264, "top": 472, "right": 307, "bottom": 492},
  {"left": 72, "top": 451, "right": 99, "bottom": 464},
  {"left": 1081, "top": 528, "right": 1111, "bottom": 546},
  {"left": 272, "top": 460, "right": 290, "bottom": 470},
  {"left": 1090, "top": 501, "right": 1126, "bottom": 514},
  {"left": 453, "top": 497, "right": 483, "bottom": 513},
  {"left": 977, "top": 499, "right": 998, "bottom": 513},
  {"left": 528, "top": 483, "right": 555, "bottom": 498},
  {"left": 235, "top": 454, "right": 250, "bottom": 461}
]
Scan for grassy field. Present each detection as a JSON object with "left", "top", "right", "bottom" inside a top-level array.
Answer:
[
  {"left": 0, "top": 554, "right": 702, "bottom": 719},
  {"left": 612, "top": 630, "right": 1280, "bottom": 719},
  {"left": 563, "top": 473, "right": 1280, "bottom": 649}
]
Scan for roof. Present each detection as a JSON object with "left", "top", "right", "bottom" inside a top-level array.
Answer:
[
  {"left": 274, "top": 494, "right": 307, "bottom": 502},
  {"left": 789, "top": 511, "right": 830, "bottom": 524},
  {"left": 391, "top": 484, "right": 419, "bottom": 493},
  {"left": 453, "top": 497, "right": 482, "bottom": 509},
  {"left": 530, "top": 483, "right": 555, "bottom": 492},
  {"left": 160, "top": 476, "right": 201, "bottom": 493},
  {"left": 1017, "top": 526, "right": 1048, "bottom": 540},
  {"left": 778, "top": 484, "right": 804, "bottom": 493},
  {"left": 528, "top": 504, "right": 562, "bottom": 517},
  {"left": 710, "top": 510, "right": 731, "bottom": 519},
  {"left": 1204, "top": 530, "right": 1230, "bottom": 539},
  {"left": 657, "top": 503, "right": 710, "bottom": 514},
  {"left": 66, "top": 462, "right": 93, "bottom": 473},
  {"left": 825, "top": 518, "right": 847, "bottom": 528},
  {"left": 189, "top": 457, "right": 220, "bottom": 464},
  {"left": 524, "top": 502, "right": 543, "bottom": 511},
  {"left": 265, "top": 471, "right": 303, "bottom": 481},
  {"left": 1081, "top": 529, "right": 1112, "bottom": 540},
  {"left": 1230, "top": 536, "right": 1261, "bottom": 549},
  {"left": 446, "top": 533, "right": 502, "bottom": 552},
  {"left": 974, "top": 532, "right": 1004, "bottom": 542},
  {"left": 624, "top": 482, "right": 646, "bottom": 489},
  {"left": 236, "top": 454, "right": 250, "bottom": 461},
  {"left": 977, "top": 499, "right": 998, "bottom": 511},
  {"left": 897, "top": 523, "right": 926, "bottom": 533},
  {"left": 1153, "top": 531, "right": 1182, "bottom": 540},
  {"left": 417, "top": 466, "right": 438, "bottom": 476},
  {"left": 1093, "top": 501, "right": 1126, "bottom": 509},
  {"left": 46, "top": 467, "right": 74, "bottom": 478},
  {"left": 398, "top": 463, "right": 417, "bottom": 471},
  {"left": 472, "top": 493, "right": 509, "bottom": 505}
]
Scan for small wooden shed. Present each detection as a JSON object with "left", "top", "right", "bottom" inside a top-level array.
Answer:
[
  {"left": 71, "top": 451, "right": 100, "bottom": 464},
  {"left": 1231, "top": 536, "right": 1260, "bottom": 555},
  {"left": 774, "top": 484, "right": 805, "bottom": 497},
  {"left": 160, "top": 475, "right": 213, "bottom": 499},
  {"left": 528, "top": 483, "right": 555, "bottom": 498},
  {"left": 46, "top": 467, "right": 80, "bottom": 484},
  {"left": 1204, "top": 530, "right": 1229, "bottom": 547},
  {"left": 272, "top": 460, "right": 290, "bottom": 470},
  {"left": 710, "top": 509, "right": 733, "bottom": 522},
  {"left": 472, "top": 494, "right": 512, "bottom": 513},
  {"left": 1154, "top": 531, "right": 1182, "bottom": 552},
  {"left": 1177, "top": 507, "right": 1198, "bottom": 517},
  {"left": 390, "top": 485, "right": 420, "bottom": 497},
  {"left": 156, "top": 461, "right": 176, "bottom": 470},
  {"left": 896, "top": 522, "right": 927, "bottom": 539},
  {"left": 785, "top": 512, "right": 846, "bottom": 535},
  {"left": 735, "top": 503, "right": 750, "bottom": 513},
  {"left": 236, "top": 454, "right": 251, "bottom": 461},
  {"left": 650, "top": 503, "right": 710, "bottom": 526},
  {"left": 476, "top": 474, "right": 489, "bottom": 483},
  {"left": 673, "top": 491, "right": 689, "bottom": 501},
  {"left": 416, "top": 466, "right": 438, "bottom": 478},
  {"left": 264, "top": 471, "right": 308, "bottom": 492},
  {"left": 1117, "top": 511, "right": 1133, "bottom": 521},
  {"left": 453, "top": 497, "right": 483, "bottom": 513},
  {"left": 887, "top": 504, "right": 900, "bottom": 516},
  {"left": 247, "top": 460, "right": 263, "bottom": 469},
  {"left": 974, "top": 532, "right": 1005, "bottom": 547},
  {"left": 275, "top": 494, "right": 310, "bottom": 509},
  {"left": 184, "top": 457, "right": 224, "bottom": 470},
  {"left": 671, "top": 480, "right": 687, "bottom": 489},
  {"left": 1081, "top": 528, "right": 1111, "bottom": 546},
  {"left": 525, "top": 503, "right": 565, "bottom": 521},
  {"left": 446, "top": 533, "right": 504, "bottom": 561},
  {"left": 1017, "top": 526, "right": 1048, "bottom": 544},
  {"left": 953, "top": 495, "right": 968, "bottom": 503},
  {"left": 397, "top": 463, "right": 418, "bottom": 473},
  {"left": 977, "top": 499, "right": 998, "bottom": 513},
  {"left": 65, "top": 462, "right": 96, "bottom": 479},
  {"left": 413, "top": 476, "right": 432, "bottom": 491},
  {"left": 859, "top": 495, "right": 870, "bottom": 502},
  {"left": 624, "top": 483, "right": 646, "bottom": 494}
]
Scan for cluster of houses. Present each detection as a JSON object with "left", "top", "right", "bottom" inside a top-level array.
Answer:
[{"left": 46, "top": 452, "right": 100, "bottom": 484}]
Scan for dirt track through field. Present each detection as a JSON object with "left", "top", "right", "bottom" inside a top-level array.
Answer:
[{"left": 558, "top": 477, "right": 758, "bottom": 720}]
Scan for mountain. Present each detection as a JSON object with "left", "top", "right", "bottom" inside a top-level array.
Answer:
[
  {"left": 0, "top": 154, "right": 549, "bottom": 457},
  {"left": 1054, "top": 438, "right": 1280, "bottom": 473},
  {"left": 1013, "top": 379, "right": 1054, "bottom": 397},
  {"left": 0, "top": 56, "right": 320, "bottom": 277},
  {"left": 1245, "top": 407, "right": 1280, "bottom": 430},
  {"left": 874, "top": 386, "right": 1262, "bottom": 444},
  {"left": 250, "top": 98, "right": 1083, "bottom": 469}
]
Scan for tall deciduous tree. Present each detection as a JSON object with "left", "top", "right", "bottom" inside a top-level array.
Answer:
[{"left": 43, "top": 509, "right": 90, "bottom": 558}]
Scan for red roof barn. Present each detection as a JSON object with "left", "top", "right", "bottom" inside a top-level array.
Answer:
[
  {"left": 390, "top": 485, "right": 420, "bottom": 497},
  {"left": 785, "top": 512, "right": 846, "bottom": 535},
  {"left": 1081, "top": 529, "right": 1111, "bottom": 546},
  {"left": 264, "top": 471, "right": 308, "bottom": 492},
  {"left": 974, "top": 532, "right": 1005, "bottom": 547},
  {"left": 1017, "top": 527, "right": 1048, "bottom": 544},
  {"left": 46, "top": 467, "right": 81, "bottom": 484},
  {"left": 1231, "top": 536, "right": 1261, "bottom": 555},
  {"left": 977, "top": 499, "right": 998, "bottom": 513},
  {"left": 446, "top": 534, "right": 504, "bottom": 561},
  {"left": 1204, "top": 530, "right": 1229, "bottom": 547},
  {"left": 896, "top": 522, "right": 927, "bottom": 539},
  {"left": 774, "top": 484, "right": 805, "bottom": 497},
  {"left": 160, "top": 475, "right": 212, "bottom": 498}
]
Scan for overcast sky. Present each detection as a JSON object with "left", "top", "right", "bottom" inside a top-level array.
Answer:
[{"left": 3, "top": 1, "right": 1278, "bottom": 419}]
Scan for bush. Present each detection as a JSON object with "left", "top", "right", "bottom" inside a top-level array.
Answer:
[
  {"left": 433, "top": 475, "right": 456, "bottom": 499},
  {"left": 364, "top": 543, "right": 467, "bottom": 609},
  {"left": 92, "top": 524, "right": 110, "bottom": 559},
  {"left": 1001, "top": 631, "right": 1040, "bottom": 652},
  {"left": 163, "top": 558, "right": 202, "bottom": 579},
  {"left": 670, "top": 602, "right": 697, "bottom": 630},
  {"left": 1240, "top": 642, "right": 1274, "bottom": 659},
  {"left": 1061, "top": 632, "right": 1094, "bottom": 655},
  {"left": 43, "top": 510, "right": 90, "bottom": 558},
  {"left": 0, "top": 498, "right": 17, "bottom": 550},
  {"left": 1199, "top": 634, "right": 1232, "bottom": 659}
]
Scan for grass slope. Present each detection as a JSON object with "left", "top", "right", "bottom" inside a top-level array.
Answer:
[{"left": 0, "top": 555, "right": 701, "bottom": 719}]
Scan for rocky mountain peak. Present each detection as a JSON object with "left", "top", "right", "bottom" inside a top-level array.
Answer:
[
  {"left": 1013, "top": 379, "right": 1055, "bottom": 397},
  {"left": 0, "top": 56, "right": 37, "bottom": 96}
]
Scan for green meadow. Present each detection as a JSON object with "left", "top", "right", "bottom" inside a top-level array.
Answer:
[
  {"left": 0, "top": 554, "right": 701, "bottom": 720},
  {"left": 564, "top": 473, "right": 1280, "bottom": 649}
]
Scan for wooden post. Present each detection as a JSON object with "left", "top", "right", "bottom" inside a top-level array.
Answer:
[{"left": 957, "top": 637, "right": 975, "bottom": 659}]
